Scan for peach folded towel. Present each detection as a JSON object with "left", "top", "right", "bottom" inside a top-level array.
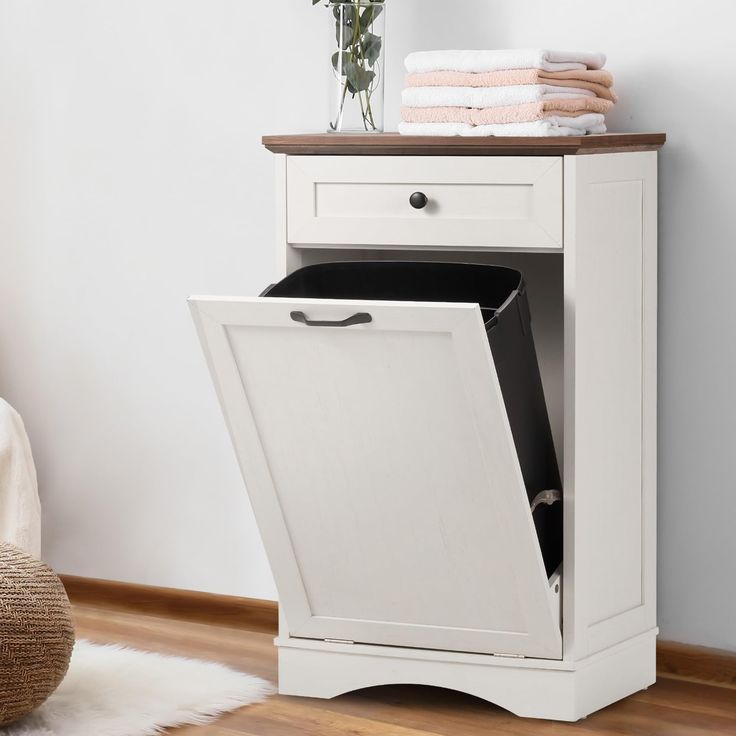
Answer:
[
  {"left": 406, "top": 69, "right": 617, "bottom": 103},
  {"left": 401, "top": 96, "right": 612, "bottom": 126},
  {"left": 405, "top": 49, "right": 606, "bottom": 74}
]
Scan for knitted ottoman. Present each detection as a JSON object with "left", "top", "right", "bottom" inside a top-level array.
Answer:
[{"left": 0, "top": 543, "right": 75, "bottom": 726}]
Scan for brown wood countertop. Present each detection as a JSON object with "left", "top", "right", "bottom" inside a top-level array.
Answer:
[{"left": 262, "top": 132, "right": 665, "bottom": 156}]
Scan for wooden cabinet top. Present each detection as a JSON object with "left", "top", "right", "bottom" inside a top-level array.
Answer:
[{"left": 262, "top": 132, "right": 665, "bottom": 157}]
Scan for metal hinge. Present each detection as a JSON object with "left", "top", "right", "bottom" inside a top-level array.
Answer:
[
  {"left": 530, "top": 489, "right": 562, "bottom": 514},
  {"left": 493, "top": 652, "right": 525, "bottom": 659},
  {"left": 324, "top": 638, "right": 354, "bottom": 645}
]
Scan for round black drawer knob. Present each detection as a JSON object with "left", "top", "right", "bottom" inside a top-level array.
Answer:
[{"left": 409, "top": 191, "right": 428, "bottom": 209}]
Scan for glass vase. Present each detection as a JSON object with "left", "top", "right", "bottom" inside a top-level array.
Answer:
[{"left": 327, "top": 1, "right": 385, "bottom": 133}]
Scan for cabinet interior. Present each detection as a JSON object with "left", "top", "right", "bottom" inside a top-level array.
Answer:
[{"left": 295, "top": 248, "right": 565, "bottom": 470}]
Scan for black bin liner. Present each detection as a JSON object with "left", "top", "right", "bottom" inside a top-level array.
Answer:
[{"left": 264, "top": 261, "right": 562, "bottom": 576}]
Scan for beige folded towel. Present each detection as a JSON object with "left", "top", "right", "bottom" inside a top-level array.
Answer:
[
  {"left": 401, "top": 96, "right": 613, "bottom": 126},
  {"left": 406, "top": 68, "right": 618, "bottom": 103}
]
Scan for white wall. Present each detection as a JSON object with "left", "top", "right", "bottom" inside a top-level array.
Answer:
[{"left": 0, "top": 0, "right": 734, "bottom": 650}]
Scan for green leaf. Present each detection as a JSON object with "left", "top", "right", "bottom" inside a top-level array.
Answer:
[
  {"left": 361, "top": 31, "right": 382, "bottom": 66},
  {"left": 333, "top": 1, "right": 359, "bottom": 28},
  {"left": 345, "top": 60, "right": 375, "bottom": 93},
  {"left": 331, "top": 51, "right": 351, "bottom": 72},
  {"left": 360, "top": 4, "right": 383, "bottom": 29},
  {"left": 335, "top": 19, "right": 353, "bottom": 49},
  {"left": 342, "top": 3, "right": 357, "bottom": 25},
  {"left": 312, "top": 0, "right": 321, "bottom": 5}
]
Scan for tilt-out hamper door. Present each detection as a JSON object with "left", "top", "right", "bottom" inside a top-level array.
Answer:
[{"left": 190, "top": 295, "right": 562, "bottom": 659}]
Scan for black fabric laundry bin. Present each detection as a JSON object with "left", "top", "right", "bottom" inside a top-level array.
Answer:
[{"left": 263, "top": 261, "right": 562, "bottom": 576}]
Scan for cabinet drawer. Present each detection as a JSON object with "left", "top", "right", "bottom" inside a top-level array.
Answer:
[{"left": 286, "top": 155, "right": 563, "bottom": 250}]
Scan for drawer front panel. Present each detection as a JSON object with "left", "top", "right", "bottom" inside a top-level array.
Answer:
[{"left": 287, "top": 156, "right": 563, "bottom": 249}]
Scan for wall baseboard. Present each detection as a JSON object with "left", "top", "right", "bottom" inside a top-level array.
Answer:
[
  {"left": 60, "top": 574, "right": 278, "bottom": 634},
  {"left": 61, "top": 575, "right": 735, "bottom": 686},
  {"left": 657, "top": 640, "right": 736, "bottom": 688}
]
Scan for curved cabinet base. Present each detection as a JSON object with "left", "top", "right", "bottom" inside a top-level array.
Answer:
[{"left": 276, "top": 630, "right": 657, "bottom": 722}]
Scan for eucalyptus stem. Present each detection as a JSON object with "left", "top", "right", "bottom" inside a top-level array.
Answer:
[
  {"left": 356, "top": 31, "right": 376, "bottom": 130},
  {"left": 334, "top": 68, "right": 350, "bottom": 130}
]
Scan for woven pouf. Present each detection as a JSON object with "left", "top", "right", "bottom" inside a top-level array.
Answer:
[{"left": 0, "top": 543, "right": 75, "bottom": 726}]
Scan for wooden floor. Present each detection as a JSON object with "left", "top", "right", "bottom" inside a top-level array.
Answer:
[{"left": 72, "top": 603, "right": 736, "bottom": 735}]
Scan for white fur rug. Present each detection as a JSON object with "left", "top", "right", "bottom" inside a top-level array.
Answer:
[{"left": 2, "top": 640, "right": 274, "bottom": 736}]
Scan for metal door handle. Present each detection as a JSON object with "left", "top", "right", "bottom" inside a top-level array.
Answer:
[{"left": 290, "top": 311, "right": 372, "bottom": 327}]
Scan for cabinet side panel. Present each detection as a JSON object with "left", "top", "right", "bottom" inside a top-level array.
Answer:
[
  {"left": 564, "top": 152, "right": 657, "bottom": 659},
  {"left": 274, "top": 154, "right": 304, "bottom": 278}
]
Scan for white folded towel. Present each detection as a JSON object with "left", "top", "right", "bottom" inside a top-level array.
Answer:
[
  {"left": 402, "top": 84, "right": 595, "bottom": 109},
  {"left": 397, "top": 117, "right": 607, "bottom": 138},
  {"left": 405, "top": 49, "right": 607, "bottom": 75}
]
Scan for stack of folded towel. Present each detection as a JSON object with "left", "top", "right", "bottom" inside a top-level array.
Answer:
[{"left": 399, "top": 49, "right": 617, "bottom": 137}]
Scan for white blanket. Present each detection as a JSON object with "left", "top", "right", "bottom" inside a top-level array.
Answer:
[
  {"left": 402, "top": 84, "right": 595, "bottom": 109},
  {"left": 405, "top": 49, "right": 607, "bottom": 74},
  {"left": 397, "top": 118, "right": 607, "bottom": 138},
  {"left": 0, "top": 398, "right": 41, "bottom": 557}
]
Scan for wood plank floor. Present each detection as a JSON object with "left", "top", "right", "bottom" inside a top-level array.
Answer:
[{"left": 72, "top": 603, "right": 736, "bottom": 735}]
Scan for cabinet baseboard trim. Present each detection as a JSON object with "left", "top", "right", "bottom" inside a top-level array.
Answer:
[{"left": 60, "top": 575, "right": 734, "bottom": 686}]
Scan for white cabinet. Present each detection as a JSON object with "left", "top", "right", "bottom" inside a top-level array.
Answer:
[{"left": 191, "top": 132, "right": 664, "bottom": 721}]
